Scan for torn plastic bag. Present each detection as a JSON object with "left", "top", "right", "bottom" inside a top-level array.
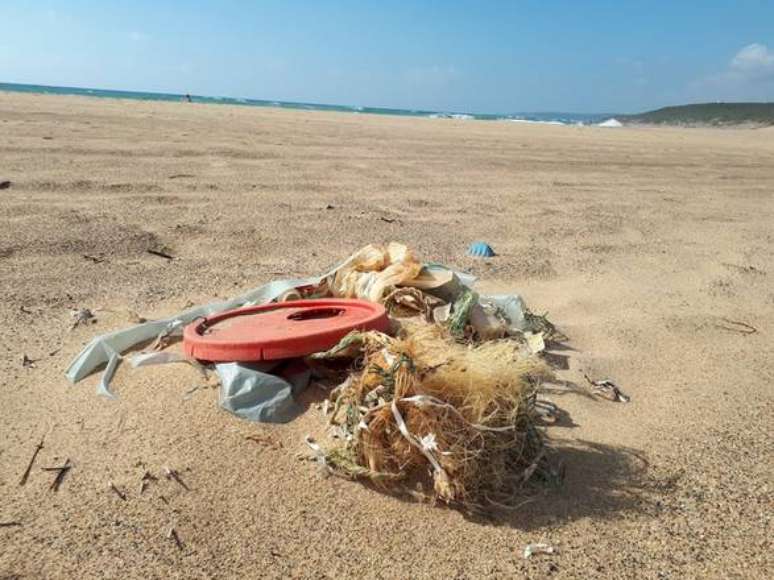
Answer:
[
  {"left": 216, "top": 361, "right": 311, "bottom": 423},
  {"left": 130, "top": 350, "right": 209, "bottom": 377},
  {"left": 129, "top": 351, "right": 310, "bottom": 422},
  {"left": 330, "top": 242, "right": 423, "bottom": 302},
  {"left": 480, "top": 294, "right": 528, "bottom": 333},
  {"left": 215, "top": 361, "right": 312, "bottom": 423}
]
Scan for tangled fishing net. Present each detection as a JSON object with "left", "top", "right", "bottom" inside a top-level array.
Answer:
[{"left": 303, "top": 244, "right": 560, "bottom": 509}]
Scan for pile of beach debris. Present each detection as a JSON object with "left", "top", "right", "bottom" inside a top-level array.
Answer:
[
  {"left": 67, "top": 241, "right": 563, "bottom": 510},
  {"left": 303, "top": 242, "right": 560, "bottom": 509}
]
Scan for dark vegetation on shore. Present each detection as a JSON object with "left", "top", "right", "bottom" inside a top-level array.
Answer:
[{"left": 622, "top": 102, "right": 774, "bottom": 127}]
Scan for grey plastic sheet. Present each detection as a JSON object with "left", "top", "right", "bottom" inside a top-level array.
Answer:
[{"left": 217, "top": 361, "right": 311, "bottom": 423}]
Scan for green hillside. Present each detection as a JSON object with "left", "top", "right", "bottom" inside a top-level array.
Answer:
[{"left": 623, "top": 102, "right": 774, "bottom": 127}]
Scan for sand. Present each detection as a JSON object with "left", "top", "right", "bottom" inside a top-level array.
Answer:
[{"left": 0, "top": 91, "right": 772, "bottom": 579}]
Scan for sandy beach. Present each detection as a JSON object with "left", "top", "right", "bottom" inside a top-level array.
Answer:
[{"left": 0, "top": 91, "right": 772, "bottom": 579}]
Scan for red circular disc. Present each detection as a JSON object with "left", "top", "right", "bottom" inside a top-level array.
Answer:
[{"left": 183, "top": 299, "right": 389, "bottom": 362}]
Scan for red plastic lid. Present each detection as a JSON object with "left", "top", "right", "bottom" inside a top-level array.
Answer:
[{"left": 183, "top": 299, "right": 389, "bottom": 362}]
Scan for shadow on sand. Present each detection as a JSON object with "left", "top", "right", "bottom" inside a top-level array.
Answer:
[{"left": 466, "top": 438, "right": 656, "bottom": 531}]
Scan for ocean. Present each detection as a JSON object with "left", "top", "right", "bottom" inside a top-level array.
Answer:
[{"left": 0, "top": 82, "right": 611, "bottom": 126}]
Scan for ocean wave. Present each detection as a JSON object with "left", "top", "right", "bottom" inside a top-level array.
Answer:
[
  {"left": 503, "top": 118, "right": 566, "bottom": 126},
  {"left": 427, "top": 113, "right": 474, "bottom": 120}
]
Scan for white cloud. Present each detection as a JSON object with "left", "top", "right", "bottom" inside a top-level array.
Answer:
[
  {"left": 688, "top": 43, "right": 774, "bottom": 102},
  {"left": 729, "top": 43, "right": 774, "bottom": 80}
]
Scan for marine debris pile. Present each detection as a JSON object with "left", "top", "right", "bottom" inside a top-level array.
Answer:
[
  {"left": 305, "top": 242, "right": 559, "bottom": 508},
  {"left": 67, "top": 242, "right": 563, "bottom": 509}
]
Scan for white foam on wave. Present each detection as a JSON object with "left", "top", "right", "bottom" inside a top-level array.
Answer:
[
  {"left": 504, "top": 118, "right": 566, "bottom": 126},
  {"left": 428, "top": 113, "right": 474, "bottom": 120}
]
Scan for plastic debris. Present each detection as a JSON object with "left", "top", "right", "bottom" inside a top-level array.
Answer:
[
  {"left": 384, "top": 287, "right": 444, "bottom": 321},
  {"left": 523, "top": 543, "right": 556, "bottom": 558},
  {"left": 331, "top": 242, "right": 423, "bottom": 302},
  {"left": 467, "top": 241, "right": 496, "bottom": 258},
  {"left": 216, "top": 361, "right": 310, "bottom": 423},
  {"left": 66, "top": 243, "right": 546, "bottom": 435},
  {"left": 310, "top": 322, "right": 552, "bottom": 506},
  {"left": 584, "top": 374, "right": 630, "bottom": 403}
]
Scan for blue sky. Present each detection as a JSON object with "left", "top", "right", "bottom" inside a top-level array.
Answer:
[{"left": 1, "top": 0, "right": 773, "bottom": 113}]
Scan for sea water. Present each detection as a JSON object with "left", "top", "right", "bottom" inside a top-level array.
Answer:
[{"left": 0, "top": 82, "right": 610, "bottom": 126}]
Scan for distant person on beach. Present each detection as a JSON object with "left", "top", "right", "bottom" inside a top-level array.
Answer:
[{"left": 184, "top": 93, "right": 192, "bottom": 103}]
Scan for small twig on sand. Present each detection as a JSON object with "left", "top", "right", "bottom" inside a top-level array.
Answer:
[
  {"left": 379, "top": 217, "right": 397, "bottom": 224},
  {"left": 0, "top": 521, "right": 22, "bottom": 528},
  {"left": 43, "top": 459, "right": 72, "bottom": 492},
  {"left": 521, "top": 448, "right": 546, "bottom": 484},
  {"left": 167, "top": 527, "right": 183, "bottom": 550},
  {"left": 715, "top": 317, "right": 757, "bottom": 335},
  {"left": 19, "top": 305, "right": 32, "bottom": 314},
  {"left": 163, "top": 466, "right": 190, "bottom": 491},
  {"left": 22, "top": 354, "right": 38, "bottom": 369},
  {"left": 19, "top": 436, "right": 45, "bottom": 486},
  {"left": 82, "top": 254, "right": 106, "bottom": 264},
  {"left": 140, "top": 471, "right": 158, "bottom": 494},
  {"left": 147, "top": 249, "right": 175, "bottom": 261},
  {"left": 108, "top": 481, "right": 127, "bottom": 501}
]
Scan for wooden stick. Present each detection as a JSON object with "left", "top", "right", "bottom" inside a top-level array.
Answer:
[
  {"left": 167, "top": 527, "right": 183, "bottom": 550},
  {"left": 45, "top": 459, "right": 72, "bottom": 492},
  {"left": 108, "top": 481, "right": 127, "bottom": 501},
  {"left": 163, "top": 466, "right": 190, "bottom": 491},
  {"left": 140, "top": 470, "right": 157, "bottom": 494},
  {"left": 19, "top": 436, "right": 45, "bottom": 486},
  {"left": 716, "top": 318, "right": 757, "bottom": 335},
  {"left": 147, "top": 249, "right": 175, "bottom": 260}
]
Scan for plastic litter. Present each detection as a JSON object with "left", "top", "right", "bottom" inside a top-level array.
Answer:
[
  {"left": 583, "top": 374, "right": 630, "bottom": 403},
  {"left": 310, "top": 322, "right": 552, "bottom": 505},
  {"left": 183, "top": 299, "right": 389, "bottom": 362},
  {"left": 66, "top": 243, "right": 541, "bottom": 432},
  {"left": 217, "top": 361, "right": 310, "bottom": 423},
  {"left": 331, "top": 242, "right": 423, "bottom": 302},
  {"left": 467, "top": 241, "right": 496, "bottom": 258},
  {"left": 523, "top": 543, "right": 556, "bottom": 558}
]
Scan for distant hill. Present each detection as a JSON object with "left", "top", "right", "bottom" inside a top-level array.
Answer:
[{"left": 621, "top": 103, "right": 774, "bottom": 127}]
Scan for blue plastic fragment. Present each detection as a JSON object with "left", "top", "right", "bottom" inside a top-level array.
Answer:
[{"left": 467, "top": 241, "right": 496, "bottom": 258}]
